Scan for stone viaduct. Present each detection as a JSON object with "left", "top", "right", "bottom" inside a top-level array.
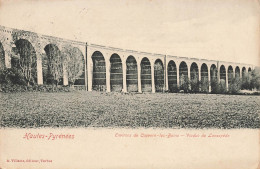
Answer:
[{"left": 0, "top": 25, "right": 254, "bottom": 93}]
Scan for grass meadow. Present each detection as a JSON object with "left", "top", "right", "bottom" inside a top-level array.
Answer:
[{"left": 0, "top": 91, "right": 259, "bottom": 128}]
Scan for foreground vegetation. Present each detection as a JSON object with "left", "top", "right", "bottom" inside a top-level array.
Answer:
[
  {"left": 0, "top": 92, "right": 259, "bottom": 128},
  {"left": 1, "top": 66, "right": 260, "bottom": 94}
]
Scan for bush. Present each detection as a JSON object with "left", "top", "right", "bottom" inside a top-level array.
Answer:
[
  {"left": 250, "top": 69, "right": 260, "bottom": 90},
  {"left": 168, "top": 85, "right": 179, "bottom": 93},
  {"left": 0, "top": 84, "right": 75, "bottom": 93},
  {"left": 0, "top": 68, "right": 27, "bottom": 85},
  {"left": 180, "top": 76, "right": 190, "bottom": 93},
  {"left": 0, "top": 84, "right": 26, "bottom": 92},
  {"left": 241, "top": 68, "right": 260, "bottom": 90},
  {"left": 210, "top": 79, "right": 227, "bottom": 94},
  {"left": 228, "top": 77, "right": 241, "bottom": 94},
  {"left": 201, "top": 78, "right": 209, "bottom": 93},
  {"left": 0, "top": 67, "right": 83, "bottom": 93},
  {"left": 241, "top": 72, "right": 251, "bottom": 90},
  {"left": 190, "top": 79, "right": 200, "bottom": 93},
  {"left": 218, "top": 79, "right": 227, "bottom": 94},
  {"left": 210, "top": 79, "right": 219, "bottom": 94}
]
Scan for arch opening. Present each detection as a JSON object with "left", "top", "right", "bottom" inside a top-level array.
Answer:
[
  {"left": 220, "top": 65, "right": 226, "bottom": 88},
  {"left": 201, "top": 63, "right": 208, "bottom": 92},
  {"left": 242, "top": 67, "right": 246, "bottom": 80},
  {"left": 43, "top": 44, "right": 63, "bottom": 85},
  {"left": 92, "top": 51, "right": 106, "bottom": 91},
  {"left": 154, "top": 59, "right": 164, "bottom": 92},
  {"left": 190, "top": 62, "right": 199, "bottom": 92},
  {"left": 110, "top": 54, "right": 123, "bottom": 92},
  {"left": 126, "top": 56, "right": 138, "bottom": 92},
  {"left": 179, "top": 61, "right": 188, "bottom": 90},
  {"left": 228, "top": 66, "right": 233, "bottom": 85},
  {"left": 13, "top": 39, "right": 37, "bottom": 85},
  {"left": 141, "top": 57, "right": 152, "bottom": 92},
  {"left": 210, "top": 64, "right": 218, "bottom": 82},
  {"left": 167, "top": 60, "right": 177, "bottom": 92},
  {"left": 66, "top": 47, "right": 85, "bottom": 86},
  {"left": 210, "top": 64, "right": 218, "bottom": 93},
  {"left": 235, "top": 66, "right": 240, "bottom": 78}
]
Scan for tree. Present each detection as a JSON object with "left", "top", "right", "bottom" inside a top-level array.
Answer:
[
  {"left": 180, "top": 74, "right": 190, "bottom": 93},
  {"left": 219, "top": 79, "right": 227, "bottom": 94},
  {"left": 241, "top": 72, "right": 251, "bottom": 90},
  {"left": 250, "top": 68, "right": 260, "bottom": 90},
  {"left": 228, "top": 76, "right": 241, "bottom": 94},
  {"left": 210, "top": 78, "right": 218, "bottom": 94},
  {"left": 12, "top": 39, "right": 37, "bottom": 86},
  {"left": 44, "top": 45, "right": 63, "bottom": 86},
  {"left": 10, "top": 30, "right": 40, "bottom": 86},
  {"left": 201, "top": 77, "right": 209, "bottom": 93},
  {"left": 62, "top": 46, "right": 84, "bottom": 86},
  {"left": 210, "top": 78, "right": 227, "bottom": 94},
  {"left": 190, "top": 69, "right": 199, "bottom": 93}
]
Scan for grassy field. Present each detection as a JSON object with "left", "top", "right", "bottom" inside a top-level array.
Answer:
[{"left": 0, "top": 91, "right": 259, "bottom": 128}]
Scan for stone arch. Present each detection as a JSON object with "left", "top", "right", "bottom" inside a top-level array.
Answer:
[
  {"left": 65, "top": 46, "right": 85, "bottom": 86},
  {"left": 13, "top": 39, "right": 37, "bottom": 85},
  {"left": 126, "top": 55, "right": 138, "bottom": 92},
  {"left": 179, "top": 61, "right": 188, "bottom": 88},
  {"left": 92, "top": 51, "right": 106, "bottom": 91},
  {"left": 43, "top": 44, "right": 62, "bottom": 85},
  {"left": 210, "top": 64, "right": 218, "bottom": 82},
  {"left": 190, "top": 62, "right": 199, "bottom": 92},
  {"left": 0, "top": 42, "right": 5, "bottom": 69},
  {"left": 167, "top": 60, "right": 177, "bottom": 92},
  {"left": 248, "top": 67, "right": 252, "bottom": 72},
  {"left": 154, "top": 59, "right": 164, "bottom": 92},
  {"left": 228, "top": 65, "right": 233, "bottom": 85},
  {"left": 242, "top": 67, "right": 246, "bottom": 79},
  {"left": 110, "top": 53, "right": 123, "bottom": 92},
  {"left": 190, "top": 62, "right": 199, "bottom": 81},
  {"left": 220, "top": 65, "right": 226, "bottom": 85},
  {"left": 201, "top": 63, "right": 208, "bottom": 81},
  {"left": 201, "top": 63, "right": 208, "bottom": 92},
  {"left": 235, "top": 66, "right": 240, "bottom": 78},
  {"left": 141, "top": 57, "right": 152, "bottom": 92}
]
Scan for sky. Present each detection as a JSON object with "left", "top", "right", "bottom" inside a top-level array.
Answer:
[{"left": 0, "top": 0, "right": 259, "bottom": 66}]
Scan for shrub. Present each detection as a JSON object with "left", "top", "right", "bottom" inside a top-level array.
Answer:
[
  {"left": 210, "top": 79, "right": 227, "bottom": 94},
  {"left": 179, "top": 76, "right": 190, "bottom": 93},
  {"left": 218, "top": 79, "right": 227, "bottom": 94},
  {"left": 250, "top": 68, "right": 260, "bottom": 90},
  {"left": 0, "top": 68, "right": 27, "bottom": 85},
  {"left": 241, "top": 68, "right": 260, "bottom": 91},
  {"left": 0, "top": 84, "right": 27, "bottom": 92},
  {"left": 201, "top": 78, "right": 209, "bottom": 93},
  {"left": 241, "top": 72, "right": 251, "bottom": 90},
  {"left": 210, "top": 79, "right": 219, "bottom": 94},
  {"left": 0, "top": 67, "right": 81, "bottom": 93},
  {"left": 228, "top": 77, "right": 241, "bottom": 94},
  {"left": 169, "top": 86, "right": 179, "bottom": 93},
  {"left": 0, "top": 84, "right": 75, "bottom": 93},
  {"left": 190, "top": 78, "right": 200, "bottom": 93}
]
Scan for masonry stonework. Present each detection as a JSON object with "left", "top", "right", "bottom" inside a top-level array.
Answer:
[{"left": 0, "top": 25, "right": 254, "bottom": 93}]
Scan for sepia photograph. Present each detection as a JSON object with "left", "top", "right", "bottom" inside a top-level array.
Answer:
[{"left": 0, "top": 0, "right": 259, "bottom": 168}]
